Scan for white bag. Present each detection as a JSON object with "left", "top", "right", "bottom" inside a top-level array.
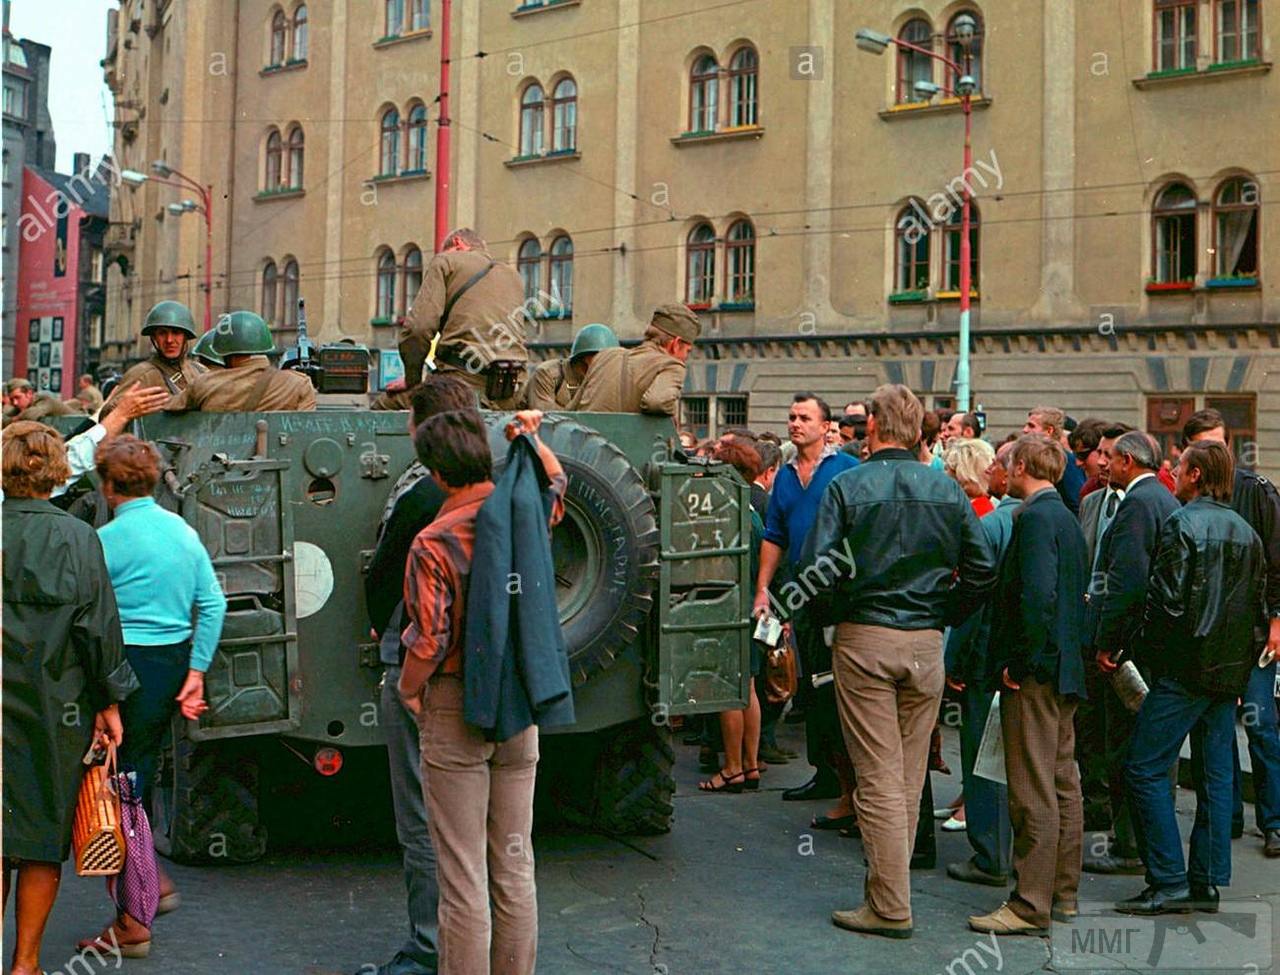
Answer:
[{"left": 973, "top": 692, "right": 1006, "bottom": 785}]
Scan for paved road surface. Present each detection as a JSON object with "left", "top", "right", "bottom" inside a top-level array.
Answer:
[{"left": 7, "top": 724, "right": 1277, "bottom": 975}]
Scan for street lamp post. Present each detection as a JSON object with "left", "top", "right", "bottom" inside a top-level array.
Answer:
[
  {"left": 856, "top": 17, "right": 979, "bottom": 412},
  {"left": 122, "top": 163, "right": 215, "bottom": 333}
]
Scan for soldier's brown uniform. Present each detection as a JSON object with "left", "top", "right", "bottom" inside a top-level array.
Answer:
[
  {"left": 166, "top": 357, "right": 316, "bottom": 413},
  {"left": 521, "top": 357, "right": 580, "bottom": 410},
  {"left": 102, "top": 354, "right": 205, "bottom": 417},
  {"left": 567, "top": 342, "right": 687, "bottom": 415},
  {"left": 397, "top": 248, "right": 528, "bottom": 409},
  {"left": 6, "top": 392, "right": 85, "bottom": 426},
  {"left": 76, "top": 384, "right": 104, "bottom": 412}
]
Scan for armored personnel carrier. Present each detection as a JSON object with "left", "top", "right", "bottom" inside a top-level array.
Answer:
[{"left": 106, "top": 406, "right": 752, "bottom": 863}]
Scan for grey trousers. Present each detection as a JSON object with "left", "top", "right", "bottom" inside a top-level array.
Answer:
[{"left": 382, "top": 665, "right": 440, "bottom": 969}]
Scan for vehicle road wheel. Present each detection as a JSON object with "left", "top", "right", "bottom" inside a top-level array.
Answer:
[
  {"left": 590, "top": 719, "right": 675, "bottom": 836},
  {"left": 152, "top": 719, "right": 268, "bottom": 865}
]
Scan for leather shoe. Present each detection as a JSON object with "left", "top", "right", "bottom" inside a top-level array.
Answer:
[
  {"left": 358, "top": 951, "right": 437, "bottom": 975},
  {"left": 1052, "top": 900, "right": 1078, "bottom": 923},
  {"left": 831, "top": 904, "right": 913, "bottom": 939},
  {"left": 782, "top": 774, "right": 841, "bottom": 802},
  {"left": 947, "top": 858, "right": 1009, "bottom": 887},
  {"left": 1114, "top": 885, "right": 1194, "bottom": 916},
  {"left": 969, "top": 903, "right": 1048, "bottom": 936},
  {"left": 1187, "top": 884, "right": 1220, "bottom": 913},
  {"left": 1265, "top": 829, "right": 1280, "bottom": 858},
  {"left": 758, "top": 744, "right": 792, "bottom": 765},
  {"left": 1083, "top": 852, "right": 1144, "bottom": 875}
]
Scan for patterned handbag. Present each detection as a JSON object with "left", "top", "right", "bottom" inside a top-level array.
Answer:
[{"left": 72, "top": 742, "right": 126, "bottom": 877}]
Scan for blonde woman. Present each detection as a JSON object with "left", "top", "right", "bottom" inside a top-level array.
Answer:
[{"left": 945, "top": 438, "right": 997, "bottom": 518}]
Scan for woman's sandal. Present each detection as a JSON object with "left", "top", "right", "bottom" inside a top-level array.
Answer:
[
  {"left": 743, "top": 767, "right": 763, "bottom": 791},
  {"left": 698, "top": 770, "right": 745, "bottom": 793}
]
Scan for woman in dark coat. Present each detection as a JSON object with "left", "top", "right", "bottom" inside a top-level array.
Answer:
[{"left": 2, "top": 421, "right": 136, "bottom": 975}]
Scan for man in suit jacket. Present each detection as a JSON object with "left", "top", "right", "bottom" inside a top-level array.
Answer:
[
  {"left": 970, "top": 434, "right": 1089, "bottom": 936},
  {"left": 1075, "top": 423, "right": 1132, "bottom": 836},
  {"left": 1087, "top": 431, "right": 1180, "bottom": 874}
]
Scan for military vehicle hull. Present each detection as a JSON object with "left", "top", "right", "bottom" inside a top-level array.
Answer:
[{"left": 90, "top": 409, "right": 752, "bottom": 862}]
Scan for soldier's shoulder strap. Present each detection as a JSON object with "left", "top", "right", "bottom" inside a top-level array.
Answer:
[{"left": 441, "top": 260, "right": 496, "bottom": 327}]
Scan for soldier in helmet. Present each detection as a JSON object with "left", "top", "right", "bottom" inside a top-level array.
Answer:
[
  {"left": 567, "top": 304, "right": 700, "bottom": 415},
  {"left": 166, "top": 311, "right": 315, "bottom": 413},
  {"left": 521, "top": 322, "right": 620, "bottom": 410},
  {"left": 103, "top": 301, "right": 205, "bottom": 414},
  {"left": 190, "top": 325, "right": 227, "bottom": 369}
]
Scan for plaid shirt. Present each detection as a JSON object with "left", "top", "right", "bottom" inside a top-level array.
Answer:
[{"left": 401, "top": 471, "right": 567, "bottom": 676}]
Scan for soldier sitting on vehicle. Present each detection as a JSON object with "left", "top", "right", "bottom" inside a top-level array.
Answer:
[
  {"left": 521, "top": 323, "right": 619, "bottom": 410},
  {"left": 566, "top": 304, "right": 700, "bottom": 416},
  {"left": 390, "top": 227, "right": 528, "bottom": 410},
  {"left": 165, "top": 311, "right": 315, "bottom": 413},
  {"left": 3, "top": 378, "right": 85, "bottom": 427},
  {"left": 102, "top": 301, "right": 206, "bottom": 415},
  {"left": 189, "top": 328, "right": 226, "bottom": 369}
]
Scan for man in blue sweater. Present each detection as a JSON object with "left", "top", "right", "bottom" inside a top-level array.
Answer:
[{"left": 754, "top": 392, "right": 859, "bottom": 815}]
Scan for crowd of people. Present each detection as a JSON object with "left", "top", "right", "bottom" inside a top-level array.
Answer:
[{"left": 680, "top": 388, "right": 1279, "bottom": 941}]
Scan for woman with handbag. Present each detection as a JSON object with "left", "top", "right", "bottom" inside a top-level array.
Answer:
[
  {"left": 2, "top": 422, "right": 137, "bottom": 975},
  {"left": 77, "top": 435, "right": 227, "bottom": 958}
]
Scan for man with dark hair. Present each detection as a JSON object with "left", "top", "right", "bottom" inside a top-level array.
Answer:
[
  {"left": 1184, "top": 409, "right": 1280, "bottom": 857},
  {"left": 805, "top": 384, "right": 996, "bottom": 938},
  {"left": 398, "top": 408, "right": 566, "bottom": 974},
  {"left": 1070, "top": 418, "right": 1109, "bottom": 499},
  {"left": 396, "top": 227, "right": 528, "bottom": 409},
  {"left": 362, "top": 374, "right": 481, "bottom": 975},
  {"left": 944, "top": 412, "right": 981, "bottom": 446},
  {"left": 1117, "top": 441, "right": 1267, "bottom": 914},
  {"left": 1075, "top": 422, "right": 1133, "bottom": 836},
  {"left": 1088, "top": 430, "right": 1180, "bottom": 875},
  {"left": 970, "top": 435, "right": 1088, "bottom": 936},
  {"left": 754, "top": 391, "right": 858, "bottom": 813}
]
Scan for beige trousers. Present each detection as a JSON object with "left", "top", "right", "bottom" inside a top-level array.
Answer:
[
  {"left": 1001, "top": 677, "right": 1083, "bottom": 926},
  {"left": 419, "top": 675, "right": 539, "bottom": 975},
  {"left": 832, "top": 623, "right": 945, "bottom": 922}
]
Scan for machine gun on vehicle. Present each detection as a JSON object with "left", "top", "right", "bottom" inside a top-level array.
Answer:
[{"left": 280, "top": 296, "right": 372, "bottom": 396}]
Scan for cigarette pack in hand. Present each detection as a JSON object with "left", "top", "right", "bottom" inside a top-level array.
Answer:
[{"left": 753, "top": 614, "right": 782, "bottom": 647}]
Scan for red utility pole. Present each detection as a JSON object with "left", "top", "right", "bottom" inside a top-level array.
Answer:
[{"left": 433, "top": 0, "right": 452, "bottom": 253}]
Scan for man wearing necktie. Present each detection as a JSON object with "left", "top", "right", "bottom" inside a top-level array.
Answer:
[{"left": 1076, "top": 424, "right": 1134, "bottom": 860}]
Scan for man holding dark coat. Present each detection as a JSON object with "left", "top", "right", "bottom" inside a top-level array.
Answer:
[{"left": 970, "top": 434, "right": 1089, "bottom": 936}]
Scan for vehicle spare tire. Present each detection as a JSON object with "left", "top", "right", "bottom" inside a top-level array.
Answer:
[{"left": 484, "top": 415, "right": 659, "bottom": 685}]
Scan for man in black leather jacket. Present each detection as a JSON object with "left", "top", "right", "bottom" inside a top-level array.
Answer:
[
  {"left": 1183, "top": 408, "right": 1280, "bottom": 858},
  {"left": 803, "top": 383, "right": 996, "bottom": 939},
  {"left": 1116, "top": 441, "right": 1267, "bottom": 917}
]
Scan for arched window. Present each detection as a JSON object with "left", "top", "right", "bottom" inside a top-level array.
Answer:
[
  {"left": 406, "top": 103, "right": 428, "bottom": 171},
  {"left": 385, "top": 0, "right": 404, "bottom": 36},
  {"left": 947, "top": 12, "right": 982, "bottom": 93},
  {"left": 380, "top": 107, "right": 400, "bottom": 176},
  {"left": 897, "top": 19, "right": 934, "bottom": 103},
  {"left": 1157, "top": 0, "right": 1199, "bottom": 71},
  {"left": 282, "top": 259, "right": 300, "bottom": 327},
  {"left": 728, "top": 47, "right": 758, "bottom": 127},
  {"left": 1215, "top": 0, "right": 1260, "bottom": 63},
  {"left": 261, "top": 261, "right": 278, "bottom": 323},
  {"left": 726, "top": 219, "right": 755, "bottom": 302},
  {"left": 402, "top": 247, "right": 423, "bottom": 313},
  {"left": 270, "top": 10, "right": 288, "bottom": 66},
  {"left": 520, "top": 84, "right": 545, "bottom": 157},
  {"left": 689, "top": 54, "right": 719, "bottom": 132},
  {"left": 549, "top": 235, "right": 573, "bottom": 314},
  {"left": 686, "top": 223, "right": 716, "bottom": 306},
  {"left": 944, "top": 204, "right": 980, "bottom": 292},
  {"left": 1214, "top": 176, "right": 1259, "bottom": 278},
  {"left": 292, "top": 5, "right": 308, "bottom": 60},
  {"left": 551, "top": 78, "right": 577, "bottom": 153},
  {"left": 1153, "top": 182, "right": 1197, "bottom": 283},
  {"left": 287, "top": 126, "right": 304, "bottom": 188},
  {"left": 376, "top": 249, "right": 397, "bottom": 319},
  {"left": 265, "top": 129, "right": 283, "bottom": 189},
  {"left": 518, "top": 238, "right": 542, "bottom": 301},
  {"left": 895, "top": 203, "right": 930, "bottom": 293}
]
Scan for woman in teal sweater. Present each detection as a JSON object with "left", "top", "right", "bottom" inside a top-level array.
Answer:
[{"left": 78, "top": 435, "right": 227, "bottom": 959}]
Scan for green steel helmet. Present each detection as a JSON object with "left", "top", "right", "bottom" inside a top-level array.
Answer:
[
  {"left": 141, "top": 300, "right": 198, "bottom": 338},
  {"left": 210, "top": 310, "right": 276, "bottom": 357},
  {"left": 569, "top": 323, "right": 620, "bottom": 361},
  {"left": 191, "top": 327, "right": 226, "bottom": 367}
]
